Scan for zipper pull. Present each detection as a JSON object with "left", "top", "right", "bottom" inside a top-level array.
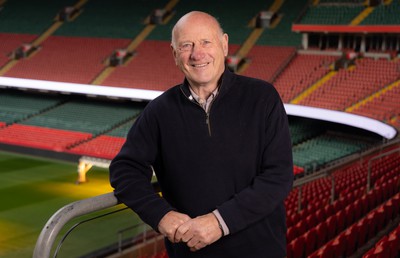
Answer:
[{"left": 206, "top": 113, "right": 211, "bottom": 136}]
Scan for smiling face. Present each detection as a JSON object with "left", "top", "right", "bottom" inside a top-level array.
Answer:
[{"left": 171, "top": 12, "right": 228, "bottom": 90}]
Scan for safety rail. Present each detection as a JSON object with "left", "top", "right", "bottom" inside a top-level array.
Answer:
[{"left": 33, "top": 192, "right": 118, "bottom": 258}]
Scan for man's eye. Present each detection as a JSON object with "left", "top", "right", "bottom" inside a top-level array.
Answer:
[{"left": 180, "top": 43, "right": 193, "bottom": 51}]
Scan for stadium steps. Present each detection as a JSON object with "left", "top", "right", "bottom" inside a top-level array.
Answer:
[
  {"left": 273, "top": 53, "right": 336, "bottom": 103},
  {"left": 350, "top": 7, "right": 374, "bottom": 25},
  {"left": 290, "top": 70, "right": 337, "bottom": 105},
  {"left": 257, "top": 0, "right": 307, "bottom": 46},
  {"left": 3, "top": 36, "right": 126, "bottom": 84},
  {"left": 360, "top": 0, "right": 400, "bottom": 25},
  {"left": 91, "top": 0, "right": 179, "bottom": 85},
  {"left": 100, "top": 40, "right": 184, "bottom": 91},
  {"left": 294, "top": 58, "right": 400, "bottom": 111},
  {"left": 235, "top": 0, "right": 286, "bottom": 65},
  {"left": 346, "top": 79, "right": 400, "bottom": 113},
  {"left": 0, "top": 0, "right": 89, "bottom": 75}
]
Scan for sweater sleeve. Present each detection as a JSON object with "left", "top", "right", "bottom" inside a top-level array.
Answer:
[
  {"left": 216, "top": 91, "right": 294, "bottom": 234},
  {"left": 109, "top": 106, "right": 174, "bottom": 231}
]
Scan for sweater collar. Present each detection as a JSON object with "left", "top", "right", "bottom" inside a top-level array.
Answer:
[{"left": 180, "top": 67, "right": 235, "bottom": 100}]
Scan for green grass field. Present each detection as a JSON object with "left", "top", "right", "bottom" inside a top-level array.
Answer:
[{"left": 0, "top": 151, "right": 143, "bottom": 258}]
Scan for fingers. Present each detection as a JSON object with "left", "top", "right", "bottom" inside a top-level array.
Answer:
[
  {"left": 174, "top": 221, "right": 193, "bottom": 243},
  {"left": 158, "top": 211, "right": 191, "bottom": 242},
  {"left": 159, "top": 212, "right": 223, "bottom": 252},
  {"left": 175, "top": 213, "right": 223, "bottom": 252}
]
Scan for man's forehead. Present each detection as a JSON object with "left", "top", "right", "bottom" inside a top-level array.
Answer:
[{"left": 175, "top": 26, "right": 218, "bottom": 41}]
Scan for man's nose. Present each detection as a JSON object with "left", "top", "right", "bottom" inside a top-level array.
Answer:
[{"left": 190, "top": 44, "right": 205, "bottom": 60}]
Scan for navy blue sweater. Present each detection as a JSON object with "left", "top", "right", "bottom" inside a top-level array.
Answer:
[{"left": 110, "top": 69, "right": 293, "bottom": 257}]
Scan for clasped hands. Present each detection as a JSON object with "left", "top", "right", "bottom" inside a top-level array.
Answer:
[{"left": 158, "top": 211, "right": 223, "bottom": 252}]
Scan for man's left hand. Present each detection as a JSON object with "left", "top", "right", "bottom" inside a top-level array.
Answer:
[{"left": 174, "top": 213, "right": 223, "bottom": 251}]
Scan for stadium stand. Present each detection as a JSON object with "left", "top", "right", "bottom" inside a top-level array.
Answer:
[
  {"left": 0, "top": 0, "right": 75, "bottom": 34},
  {"left": 67, "top": 118, "right": 137, "bottom": 159},
  {"left": 256, "top": 0, "right": 307, "bottom": 46},
  {"left": 273, "top": 53, "right": 337, "bottom": 102},
  {"left": 241, "top": 46, "right": 296, "bottom": 83},
  {"left": 360, "top": 0, "right": 400, "bottom": 25},
  {"left": 348, "top": 79, "right": 400, "bottom": 124},
  {"left": 0, "top": 0, "right": 399, "bottom": 257},
  {"left": 0, "top": 124, "right": 92, "bottom": 151},
  {"left": 100, "top": 40, "right": 183, "bottom": 91},
  {"left": 287, "top": 148, "right": 400, "bottom": 257},
  {"left": 0, "top": 33, "right": 36, "bottom": 67},
  {"left": 54, "top": 0, "right": 165, "bottom": 39},
  {"left": 0, "top": 90, "right": 65, "bottom": 125},
  {"left": 20, "top": 99, "right": 141, "bottom": 135},
  {"left": 296, "top": 57, "right": 400, "bottom": 110},
  {"left": 299, "top": 5, "right": 365, "bottom": 25},
  {"left": 3, "top": 36, "right": 129, "bottom": 84}
]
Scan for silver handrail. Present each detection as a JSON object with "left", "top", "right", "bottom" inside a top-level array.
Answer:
[{"left": 33, "top": 192, "right": 118, "bottom": 258}]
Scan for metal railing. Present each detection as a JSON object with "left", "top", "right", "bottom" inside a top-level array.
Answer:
[{"left": 33, "top": 192, "right": 118, "bottom": 258}]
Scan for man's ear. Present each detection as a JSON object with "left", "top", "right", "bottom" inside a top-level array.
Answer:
[
  {"left": 222, "top": 33, "right": 229, "bottom": 57},
  {"left": 171, "top": 44, "right": 178, "bottom": 65}
]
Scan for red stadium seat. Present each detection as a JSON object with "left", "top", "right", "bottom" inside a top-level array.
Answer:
[
  {"left": 288, "top": 235, "right": 305, "bottom": 258},
  {"left": 306, "top": 213, "right": 318, "bottom": 229},
  {"left": 343, "top": 225, "right": 358, "bottom": 257},
  {"left": 335, "top": 209, "right": 346, "bottom": 233},
  {"left": 304, "top": 228, "right": 318, "bottom": 256},
  {"left": 355, "top": 217, "right": 369, "bottom": 248},
  {"left": 286, "top": 226, "right": 298, "bottom": 243},
  {"left": 325, "top": 215, "right": 337, "bottom": 240},
  {"left": 308, "top": 243, "right": 334, "bottom": 258},
  {"left": 326, "top": 233, "right": 346, "bottom": 258},
  {"left": 294, "top": 220, "right": 307, "bottom": 237},
  {"left": 315, "top": 221, "right": 328, "bottom": 248}
]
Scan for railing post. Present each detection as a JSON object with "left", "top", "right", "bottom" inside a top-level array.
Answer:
[
  {"left": 297, "top": 186, "right": 302, "bottom": 212},
  {"left": 331, "top": 175, "right": 335, "bottom": 204}
]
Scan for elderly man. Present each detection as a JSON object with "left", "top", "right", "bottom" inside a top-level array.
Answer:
[{"left": 110, "top": 11, "right": 293, "bottom": 258}]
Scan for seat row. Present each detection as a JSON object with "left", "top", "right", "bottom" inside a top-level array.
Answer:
[
  {"left": 308, "top": 192, "right": 400, "bottom": 258},
  {"left": 363, "top": 223, "right": 400, "bottom": 258}
]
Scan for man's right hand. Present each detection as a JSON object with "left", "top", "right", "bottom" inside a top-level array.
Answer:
[{"left": 158, "top": 211, "right": 191, "bottom": 243}]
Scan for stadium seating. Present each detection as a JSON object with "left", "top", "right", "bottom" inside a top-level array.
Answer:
[
  {"left": 4, "top": 36, "right": 128, "bottom": 84},
  {"left": 0, "top": 33, "right": 36, "bottom": 67},
  {"left": 0, "top": 0, "right": 73, "bottom": 34},
  {"left": 257, "top": 0, "right": 307, "bottom": 46},
  {"left": 297, "top": 57, "right": 400, "bottom": 110},
  {"left": 67, "top": 135, "right": 126, "bottom": 160},
  {"left": 20, "top": 100, "right": 141, "bottom": 135},
  {"left": 273, "top": 54, "right": 337, "bottom": 103},
  {"left": 0, "top": 124, "right": 91, "bottom": 151},
  {"left": 299, "top": 5, "right": 365, "bottom": 25},
  {"left": 0, "top": 91, "right": 64, "bottom": 125},
  {"left": 241, "top": 46, "right": 296, "bottom": 83},
  {"left": 361, "top": 1, "right": 400, "bottom": 25}
]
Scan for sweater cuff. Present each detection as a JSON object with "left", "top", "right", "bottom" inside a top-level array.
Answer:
[{"left": 213, "top": 209, "right": 230, "bottom": 236}]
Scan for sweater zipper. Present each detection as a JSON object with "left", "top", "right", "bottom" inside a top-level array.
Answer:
[
  {"left": 205, "top": 112, "right": 211, "bottom": 136},
  {"left": 181, "top": 87, "right": 214, "bottom": 136}
]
